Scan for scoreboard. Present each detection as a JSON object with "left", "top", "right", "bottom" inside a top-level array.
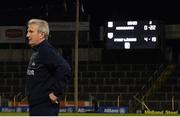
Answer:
[{"left": 105, "top": 20, "right": 163, "bottom": 49}]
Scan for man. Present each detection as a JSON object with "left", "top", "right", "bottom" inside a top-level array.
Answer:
[{"left": 26, "top": 19, "right": 71, "bottom": 116}]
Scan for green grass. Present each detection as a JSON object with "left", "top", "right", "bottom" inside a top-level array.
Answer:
[{"left": 0, "top": 112, "right": 179, "bottom": 116}]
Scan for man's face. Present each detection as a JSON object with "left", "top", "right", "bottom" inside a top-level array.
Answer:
[{"left": 26, "top": 24, "right": 44, "bottom": 47}]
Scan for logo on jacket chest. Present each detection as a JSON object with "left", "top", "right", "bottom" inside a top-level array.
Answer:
[
  {"left": 32, "top": 62, "right": 35, "bottom": 66},
  {"left": 27, "top": 69, "right": 34, "bottom": 75},
  {"left": 27, "top": 61, "right": 37, "bottom": 76}
]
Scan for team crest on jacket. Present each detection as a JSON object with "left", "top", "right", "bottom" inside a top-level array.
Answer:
[
  {"left": 27, "top": 69, "right": 35, "bottom": 76},
  {"left": 32, "top": 62, "right": 35, "bottom": 66}
]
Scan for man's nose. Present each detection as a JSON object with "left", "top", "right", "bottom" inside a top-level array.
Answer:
[{"left": 26, "top": 33, "right": 29, "bottom": 37}]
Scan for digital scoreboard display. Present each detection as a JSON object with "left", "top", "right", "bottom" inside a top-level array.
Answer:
[{"left": 105, "top": 20, "right": 163, "bottom": 49}]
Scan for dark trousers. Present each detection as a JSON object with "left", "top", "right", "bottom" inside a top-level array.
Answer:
[{"left": 29, "top": 100, "right": 59, "bottom": 116}]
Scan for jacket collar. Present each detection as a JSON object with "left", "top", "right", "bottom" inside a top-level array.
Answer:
[{"left": 32, "top": 39, "right": 47, "bottom": 51}]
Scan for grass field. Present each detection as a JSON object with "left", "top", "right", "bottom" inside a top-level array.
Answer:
[{"left": 0, "top": 112, "right": 179, "bottom": 116}]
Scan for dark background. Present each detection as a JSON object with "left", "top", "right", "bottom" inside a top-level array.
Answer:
[
  {"left": 0, "top": 0, "right": 179, "bottom": 25},
  {"left": 0, "top": 0, "right": 179, "bottom": 64}
]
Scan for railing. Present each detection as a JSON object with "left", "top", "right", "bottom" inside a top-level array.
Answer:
[
  {"left": 132, "top": 64, "right": 166, "bottom": 112},
  {"left": 132, "top": 64, "right": 177, "bottom": 112}
]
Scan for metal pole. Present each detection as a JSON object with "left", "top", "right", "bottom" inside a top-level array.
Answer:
[
  {"left": 117, "top": 96, "right": 119, "bottom": 107},
  {"left": 74, "top": 0, "right": 79, "bottom": 112},
  {"left": 0, "top": 96, "right": 1, "bottom": 106},
  {"left": 172, "top": 96, "right": 174, "bottom": 111},
  {"left": 64, "top": 95, "right": 67, "bottom": 107}
]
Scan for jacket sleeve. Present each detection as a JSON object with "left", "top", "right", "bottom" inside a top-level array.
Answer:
[
  {"left": 39, "top": 46, "right": 71, "bottom": 96},
  {"left": 51, "top": 55, "right": 71, "bottom": 96}
]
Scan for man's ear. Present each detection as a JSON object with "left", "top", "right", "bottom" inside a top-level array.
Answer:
[{"left": 40, "top": 32, "right": 45, "bottom": 38}]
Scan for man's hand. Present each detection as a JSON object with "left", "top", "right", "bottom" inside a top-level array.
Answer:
[{"left": 49, "top": 92, "right": 58, "bottom": 104}]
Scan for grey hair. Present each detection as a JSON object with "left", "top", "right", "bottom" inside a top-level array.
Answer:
[{"left": 28, "top": 19, "right": 49, "bottom": 39}]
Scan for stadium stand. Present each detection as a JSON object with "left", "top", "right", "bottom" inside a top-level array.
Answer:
[
  {"left": 0, "top": 56, "right": 163, "bottom": 109},
  {"left": 0, "top": 23, "right": 180, "bottom": 114},
  {"left": 0, "top": 47, "right": 180, "bottom": 113}
]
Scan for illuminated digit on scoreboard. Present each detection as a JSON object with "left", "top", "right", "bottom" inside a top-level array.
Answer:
[{"left": 144, "top": 25, "right": 148, "bottom": 30}]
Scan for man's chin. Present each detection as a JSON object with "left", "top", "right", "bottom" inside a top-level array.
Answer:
[{"left": 29, "top": 43, "right": 34, "bottom": 47}]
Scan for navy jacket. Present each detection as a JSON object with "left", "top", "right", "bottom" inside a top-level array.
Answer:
[{"left": 26, "top": 40, "right": 71, "bottom": 106}]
